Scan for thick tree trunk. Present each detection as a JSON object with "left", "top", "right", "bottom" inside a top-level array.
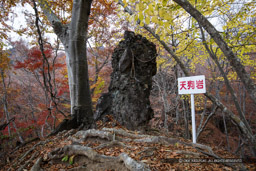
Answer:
[
  {"left": 173, "top": 0, "right": 256, "bottom": 105},
  {"left": 68, "top": 0, "right": 94, "bottom": 125},
  {"left": 38, "top": 0, "right": 94, "bottom": 128}
]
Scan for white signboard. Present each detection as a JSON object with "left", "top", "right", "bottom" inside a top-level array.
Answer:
[
  {"left": 177, "top": 75, "right": 206, "bottom": 143},
  {"left": 178, "top": 75, "right": 206, "bottom": 94}
]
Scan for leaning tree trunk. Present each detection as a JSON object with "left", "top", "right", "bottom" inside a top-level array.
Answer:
[
  {"left": 38, "top": 0, "right": 94, "bottom": 128},
  {"left": 95, "top": 31, "right": 157, "bottom": 130}
]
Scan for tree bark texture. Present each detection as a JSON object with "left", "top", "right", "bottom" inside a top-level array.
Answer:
[
  {"left": 38, "top": 0, "right": 94, "bottom": 127},
  {"left": 95, "top": 31, "right": 157, "bottom": 130},
  {"left": 68, "top": 0, "right": 93, "bottom": 125}
]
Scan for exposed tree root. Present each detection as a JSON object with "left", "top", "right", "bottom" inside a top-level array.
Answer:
[
  {"left": 102, "top": 128, "right": 150, "bottom": 139},
  {"left": 12, "top": 137, "right": 40, "bottom": 153},
  {"left": 103, "top": 128, "right": 180, "bottom": 144},
  {"left": 30, "top": 157, "right": 43, "bottom": 171},
  {"left": 17, "top": 152, "right": 38, "bottom": 171},
  {"left": 48, "top": 144, "right": 150, "bottom": 171},
  {"left": 119, "top": 153, "right": 150, "bottom": 171},
  {"left": 57, "top": 129, "right": 77, "bottom": 139},
  {"left": 8, "top": 140, "right": 50, "bottom": 171},
  {"left": 93, "top": 140, "right": 133, "bottom": 150},
  {"left": 102, "top": 128, "right": 180, "bottom": 144},
  {"left": 191, "top": 143, "right": 215, "bottom": 155},
  {"left": 138, "top": 147, "right": 157, "bottom": 160},
  {"left": 131, "top": 136, "right": 179, "bottom": 144},
  {"left": 7, "top": 129, "right": 76, "bottom": 171},
  {"left": 69, "top": 129, "right": 114, "bottom": 144},
  {"left": 48, "top": 114, "right": 81, "bottom": 136},
  {"left": 70, "top": 128, "right": 180, "bottom": 145},
  {"left": 10, "top": 128, "right": 250, "bottom": 171},
  {"left": 66, "top": 128, "right": 248, "bottom": 170}
]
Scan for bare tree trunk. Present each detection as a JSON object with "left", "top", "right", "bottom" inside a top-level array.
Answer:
[
  {"left": 199, "top": 26, "right": 253, "bottom": 143},
  {"left": 197, "top": 105, "right": 218, "bottom": 139},
  {"left": 222, "top": 112, "right": 230, "bottom": 152},
  {"left": 2, "top": 105, "right": 10, "bottom": 135},
  {"left": 197, "top": 80, "right": 213, "bottom": 137},
  {"left": 37, "top": 0, "right": 94, "bottom": 128},
  {"left": 0, "top": 68, "right": 11, "bottom": 135},
  {"left": 175, "top": 95, "right": 180, "bottom": 124},
  {"left": 182, "top": 99, "right": 190, "bottom": 139},
  {"left": 27, "top": 87, "right": 40, "bottom": 137},
  {"left": 11, "top": 121, "right": 24, "bottom": 144},
  {"left": 3, "top": 90, "right": 11, "bottom": 136},
  {"left": 1, "top": 70, "right": 24, "bottom": 143},
  {"left": 175, "top": 66, "right": 181, "bottom": 124},
  {"left": 68, "top": 0, "right": 93, "bottom": 125}
]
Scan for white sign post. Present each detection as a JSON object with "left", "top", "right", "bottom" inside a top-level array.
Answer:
[{"left": 178, "top": 75, "right": 206, "bottom": 143}]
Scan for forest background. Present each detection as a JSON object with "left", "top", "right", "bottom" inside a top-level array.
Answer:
[{"left": 0, "top": 0, "right": 255, "bottom": 160}]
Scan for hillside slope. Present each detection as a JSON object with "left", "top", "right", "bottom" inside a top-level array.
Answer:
[{"left": 1, "top": 117, "right": 255, "bottom": 171}]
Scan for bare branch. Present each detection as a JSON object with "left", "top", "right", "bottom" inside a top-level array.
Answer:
[{"left": 38, "top": 0, "right": 68, "bottom": 45}]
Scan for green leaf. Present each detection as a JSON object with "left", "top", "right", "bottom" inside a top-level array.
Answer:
[
  {"left": 139, "top": 2, "right": 144, "bottom": 11},
  {"left": 135, "top": 15, "right": 138, "bottom": 22},
  {"left": 140, "top": 21, "right": 144, "bottom": 27},
  {"left": 128, "top": 15, "right": 133, "bottom": 23},
  {"left": 148, "top": 3, "right": 153, "bottom": 12},
  {"left": 62, "top": 155, "right": 69, "bottom": 162},
  {"left": 175, "top": 142, "right": 179, "bottom": 147},
  {"left": 69, "top": 155, "right": 75, "bottom": 165},
  {"left": 139, "top": 11, "right": 144, "bottom": 21},
  {"left": 163, "top": 0, "right": 168, "bottom": 6},
  {"left": 152, "top": 16, "right": 158, "bottom": 24},
  {"left": 145, "top": 17, "right": 150, "bottom": 25},
  {"left": 156, "top": 27, "right": 161, "bottom": 35},
  {"left": 135, "top": 3, "right": 139, "bottom": 11},
  {"left": 159, "top": 9, "right": 164, "bottom": 18}
]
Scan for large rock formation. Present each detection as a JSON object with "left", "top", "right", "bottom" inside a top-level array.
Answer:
[{"left": 95, "top": 31, "right": 157, "bottom": 130}]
